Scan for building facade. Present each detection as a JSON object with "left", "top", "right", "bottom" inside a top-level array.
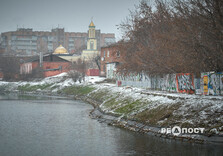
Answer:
[
  {"left": 20, "top": 54, "right": 71, "bottom": 77},
  {"left": 0, "top": 26, "right": 115, "bottom": 56},
  {"left": 100, "top": 43, "right": 122, "bottom": 78}
]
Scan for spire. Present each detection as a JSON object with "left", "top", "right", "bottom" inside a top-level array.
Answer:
[{"left": 89, "top": 21, "right": 95, "bottom": 27}]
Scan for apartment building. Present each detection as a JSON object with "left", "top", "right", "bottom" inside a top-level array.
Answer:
[{"left": 0, "top": 27, "right": 115, "bottom": 56}]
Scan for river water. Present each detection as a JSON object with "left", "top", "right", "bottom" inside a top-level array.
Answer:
[{"left": 0, "top": 94, "right": 222, "bottom": 156}]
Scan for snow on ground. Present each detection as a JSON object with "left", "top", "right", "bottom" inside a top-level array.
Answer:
[
  {"left": 92, "top": 81, "right": 223, "bottom": 104},
  {"left": 0, "top": 72, "right": 222, "bottom": 133},
  {"left": 0, "top": 73, "right": 106, "bottom": 92},
  {"left": 84, "top": 76, "right": 106, "bottom": 84},
  {"left": 51, "top": 72, "right": 68, "bottom": 78},
  {"left": 88, "top": 80, "right": 223, "bottom": 134},
  {"left": 0, "top": 72, "right": 222, "bottom": 104}
]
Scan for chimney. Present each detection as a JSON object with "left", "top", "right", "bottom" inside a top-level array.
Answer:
[{"left": 39, "top": 52, "right": 43, "bottom": 67}]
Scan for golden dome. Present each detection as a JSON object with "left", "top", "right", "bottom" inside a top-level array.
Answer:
[
  {"left": 53, "top": 45, "right": 68, "bottom": 54},
  {"left": 89, "top": 21, "right": 95, "bottom": 27}
]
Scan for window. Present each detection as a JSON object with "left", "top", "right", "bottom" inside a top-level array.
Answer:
[
  {"left": 90, "top": 41, "right": 94, "bottom": 50},
  {"left": 107, "top": 50, "right": 109, "bottom": 57},
  {"left": 116, "top": 51, "right": 120, "bottom": 57},
  {"left": 104, "top": 50, "right": 106, "bottom": 57},
  {"left": 91, "top": 30, "right": 93, "bottom": 37}
]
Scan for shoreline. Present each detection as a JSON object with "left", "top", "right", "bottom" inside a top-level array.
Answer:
[
  {"left": 0, "top": 75, "right": 223, "bottom": 144},
  {"left": 78, "top": 95, "right": 223, "bottom": 145},
  {"left": 1, "top": 90, "right": 223, "bottom": 145}
]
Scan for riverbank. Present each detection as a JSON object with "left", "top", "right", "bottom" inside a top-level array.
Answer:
[{"left": 0, "top": 73, "right": 222, "bottom": 144}]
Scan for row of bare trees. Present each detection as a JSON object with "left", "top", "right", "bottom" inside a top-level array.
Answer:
[
  {"left": 118, "top": 0, "right": 223, "bottom": 75},
  {"left": 0, "top": 56, "right": 45, "bottom": 81},
  {"left": 0, "top": 56, "right": 20, "bottom": 80}
]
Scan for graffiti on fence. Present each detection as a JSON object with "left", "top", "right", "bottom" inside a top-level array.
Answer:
[
  {"left": 168, "top": 74, "right": 177, "bottom": 92},
  {"left": 160, "top": 74, "right": 176, "bottom": 92},
  {"left": 221, "top": 74, "right": 223, "bottom": 95},
  {"left": 194, "top": 78, "right": 201, "bottom": 94},
  {"left": 151, "top": 75, "right": 162, "bottom": 90},
  {"left": 117, "top": 72, "right": 222, "bottom": 95},
  {"left": 176, "top": 73, "right": 195, "bottom": 93},
  {"left": 201, "top": 73, "right": 208, "bottom": 95},
  {"left": 194, "top": 78, "right": 200, "bottom": 89},
  {"left": 208, "top": 72, "right": 222, "bottom": 95}
]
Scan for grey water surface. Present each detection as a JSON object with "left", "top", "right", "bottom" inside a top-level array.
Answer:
[{"left": 0, "top": 94, "right": 222, "bottom": 156}]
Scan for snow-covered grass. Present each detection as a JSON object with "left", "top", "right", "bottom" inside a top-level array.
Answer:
[
  {"left": 85, "top": 79, "right": 223, "bottom": 135},
  {"left": 90, "top": 83, "right": 223, "bottom": 134},
  {"left": 0, "top": 72, "right": 222, "bottom": 135}
]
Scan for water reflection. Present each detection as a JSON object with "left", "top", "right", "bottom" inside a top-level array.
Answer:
[
  {"left": 0, "top": 93, "right": 68, "bottom": 100},
  {"left": 0, "top": 94, "right": 222, "bottom": 156}
]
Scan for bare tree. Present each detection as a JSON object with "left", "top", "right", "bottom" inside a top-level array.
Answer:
[
  {"left": 68, "top": 58, "right": 86, "bottom": 83},
  {"left": 117, "top": 0, "right": 223, "bottom": 75},
  {"left": 0, "top": 56, "right": 20, "bottom": 80},
  {"left": 84, "top": 53, "right": 101, "bottom": 70}
]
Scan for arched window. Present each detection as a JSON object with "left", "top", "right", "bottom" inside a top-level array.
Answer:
[
  {"left": 90, "top": 41, "right": 94, "bottom": 50},
  {"left": 91, "top": 30, "right": 93, "bottom": 38},
  {"left": 107, "top": 50, "right": 109, "bottom": 57},
  {"left": 91, "top": 29, "right": 94, "bottom": 38}
]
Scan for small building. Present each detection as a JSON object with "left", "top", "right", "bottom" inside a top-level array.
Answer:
[
  {"left": 100, "top": 43, "right": 122, "bottom": 79},
  {"left": 20, "top": 54, "right": 71, "bottom": 77}
]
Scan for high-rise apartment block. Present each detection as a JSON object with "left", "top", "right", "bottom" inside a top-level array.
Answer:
[{"left": 0, "top": 27, "right": 115, "bottom": 56}]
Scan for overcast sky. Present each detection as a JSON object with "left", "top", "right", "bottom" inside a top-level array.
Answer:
[{"left": 0, "top": 0, "right": 140, "bottom": 41}]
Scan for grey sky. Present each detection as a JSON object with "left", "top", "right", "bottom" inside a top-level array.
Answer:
[{"left": 0, "top": 0, "right": 140, "bottom": 40}]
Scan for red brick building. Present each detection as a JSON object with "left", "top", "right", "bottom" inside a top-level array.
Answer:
[
  {"left": 86, "top": 69, "right": 100, "bottom": 76},
  {"left": 20, "top": 54, "right": 71, "bottom": 77},
  {"left": 100, "top": 44, "right": 122, "bottom": 78}
]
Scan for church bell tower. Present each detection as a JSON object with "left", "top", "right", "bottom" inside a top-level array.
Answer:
[{"left": 87, "top": 21, "right": 97, "bottom": 50}]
